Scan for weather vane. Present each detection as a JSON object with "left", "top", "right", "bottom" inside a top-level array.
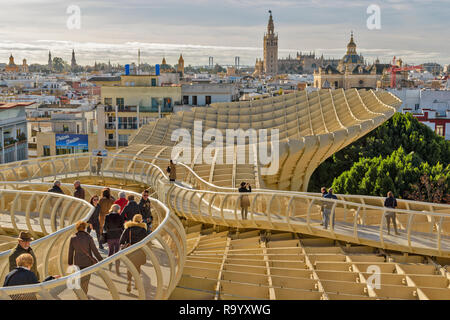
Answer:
[{"left": 269, "top": 10, "right": 272, "bottom": 14}]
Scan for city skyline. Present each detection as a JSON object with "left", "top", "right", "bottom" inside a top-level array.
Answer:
[{"left": 1, "top": 0, "right": 449, "bottom": 66}]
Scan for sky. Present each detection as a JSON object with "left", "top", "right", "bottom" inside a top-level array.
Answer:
[{"left": 0, "top": 0, "right": 449, "bottom": 67}]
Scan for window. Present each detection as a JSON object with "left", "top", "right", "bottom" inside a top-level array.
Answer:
[
  {"left": 334, "top": 81, "right": 339, "bottom": 88},
  {"left": 183, "top": 96, "right": 189, "bottom": 104},
  {"left": 104, "top": 98, "right": 112, "bottom": 106},
  {"left": 192, "top": 96, "right": 197, "bottom": 106},
  {"left": 151, "top": 98, "right": 159, "bottom": 108},
  {"left": 43, "top": 145, "right": 50, "bottom": 157},
  {"left": 116, "top": 98, "right": 124, "bottom": 108},
  {"left": 415, "top": 103, "right": 420, "bottom": 110},
  {"left": 164, "top": 98, "right": 172, "bottom": 110},
  {"left": 205, "top": 96, "right": 212, "bottom": 105},
  {"left": 436, "top": 125, "right": 444, "bottom": 137},
  {"left": 151, "top": 78, "right": 157, "bottom": 87},
  {"left": 63, "top": 124, "right": 69, "bottom": 132}
]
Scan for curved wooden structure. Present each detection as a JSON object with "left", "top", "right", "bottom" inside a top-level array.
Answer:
[
  {"left": 1, "top": 90, "right": 450, "bottom": 300},
  {"left": 0, "top": 183, "right": 186, "bottom": 300},
  {"left": 127, "top": 89, "right": 402, "bottom": 191}
]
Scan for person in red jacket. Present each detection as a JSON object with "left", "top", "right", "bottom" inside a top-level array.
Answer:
[{"left": 114, "top": 191, "right": 128, "bottom": 213}]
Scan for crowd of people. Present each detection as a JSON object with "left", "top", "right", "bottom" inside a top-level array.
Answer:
[
  {"left": 3, "top": 179, "right": 154, "bottom": 297},
  {"left": 3, "top": 158, "right": 404, "bottom": 298}
]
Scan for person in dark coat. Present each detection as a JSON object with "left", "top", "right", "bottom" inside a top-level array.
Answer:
[
  {"left": 9, "top": 231, "right": 40, "bottom": 280},
  {"left": 119, "top": 214, "right": 148, "bottom": 292},
  {"left": 320, "top": 187, "right": 327, "bottom": 226},
  {"left": 73, "top": 180, "right": 85, "bottom": 200},
  {"left": 323, "top": 188, "right": 338, "bottom": 230},
  {"left": 87, "top": 195, "right": 103, "bottom": 249},
  {"left": 98, "top": 188, "right": 115, "bottom": 236},
  {"left": 104, "top": 204, "right": 124, "bottom": 275},
  {"left": 4, "top": 253, "right": 58, "bottom": 300},
  {"left": 138, "top": 190, "right": 152, "bottom": 231},
  {"left": 68, "top": 221, "right": 103, "bottom": 294},
  {"left": 238, "top": 182, "right": 252, "bottom": 220},
  {"left": 48, "top": 180, "right": 64, "bottom": 194},
  {"left": 384, "top": 191, "right": 399, "bottom": 235},
  {"left": 121, "top": 194, "right": 140, "bottom": 222},
  {"left": 167, "top": 160, "right": 177, "bottom": 182}
]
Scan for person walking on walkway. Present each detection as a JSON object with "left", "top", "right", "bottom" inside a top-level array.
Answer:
[
  {"left": 121, "top": 194, "right": 140, "bottom": 222},
  {"left": 384, "top": 191, "right": 399, "bottom": 235},
  {"left": 9, "top": 231, "right": 40, "bottom": 280},
  {"left": 98, "top": 188, "right": 115, "bottom": 236},
  {"left": 320, "top": 187, "right": 327, "bottom": 226},
  {"left": 48, "top": 180, "right": 64, "bottom": 194},
  {"left": 96, "top": 151, "right": 103, "bottom": 175},
  {"left": 167, "top": 160, "right": 177, "bottom": 182},
  {"left": 114, "top": 191, "right": 128, "bottom": 213},
  {"left": 104, "top": 204, "right": 124, "bottom": 275},
  {"left": 68, "top": 221, "right": 103, "bottom": 294},
  {"left": 119, "top": 214, "right": 148, "bottom": 292},
  {"left": 4, "top": 253, "right": 58, "bottom": 299},
  {"left": 139, "top": 190, "right": 153, "bottom": 231},
  {"left": 87, "top": 195, "right": 103, "bottom": 249},
  {"left": 239, "top": 182, "right": 252, "bottom": 220},
  {"left": 323, "top": 188, "right": 338, "bottom": 230},
  {"left": 48, "top": 180, "right": 64, "bottom": 227},
  {"left": 73, "top": 180, "right": 85, "bottom": 200}
]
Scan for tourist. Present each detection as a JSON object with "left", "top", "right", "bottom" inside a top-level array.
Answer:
[
  {"left": 68, "top": 221, "right": 103, "bottom": 294},
  {"left": 384, "top": 191, "right": 399, "bottom": 235},
  {"left": 87, "top": 195, "right": 103, "bottom": 249},
  {"left": 104, "top": 204, "right": 124, "bottom": 275},
  {"left": 114, "top": 191, "right": 128, "bottom": 213},
  {"left": 320, "top": 186, "right": 327, "bottom": 226},
  {"left": 323, "top": 188, "right": 338, "bottom": 230},
  {"left": 98, "top": 188, "right": 115, "bottom": 236},
  {"left": 4, "top": 254, "right": 58, "bottom": 299},
  {"left": 48, "top": 180, "right": 64, "bottom": 194},
  {"left": 120, "top": 214, "right": 148, "bottom": 292},
  {"left": 121, "top": 194, "right": 140, "bottom": 222},
  {"left": 167, "top": 159, "right": 177, "bottom": 182},
  {"left": 139, "top": 190, "right": 153, "bottom": 231},
  {"left": 73, "top": 180, "right": 85, "bottom": 200},
  {"left": 96, "top": 151, "right": 103, "bottom": 175},
  {"left": 238, "top": 182, "right": 252, "bottom": 220},
  {"left": 9, "top": 231, "right": 40, "bottom": 280}
]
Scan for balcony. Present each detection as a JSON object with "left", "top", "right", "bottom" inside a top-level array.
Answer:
[
  {"left": 105, "top": 105, "right": 137, "bottom": 112},
  {"left": 105, "top": 140, "right": 128, "bottom": 147},
  {"left": 139, "top": 106, "right": 173, "bottom": 113},
  {"left": 105, "top": 122, "right": 138, "bottom": 130}
]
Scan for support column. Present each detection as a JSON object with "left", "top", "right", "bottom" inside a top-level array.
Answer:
[{"left": 115, "top": 104, "right": 119, "bottom": 150}]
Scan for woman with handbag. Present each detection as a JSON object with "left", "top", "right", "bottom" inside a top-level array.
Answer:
[
  {"left": 119, "top": 214, "right": 148, "bottom": 292},
  {"left": 68, "top": 221, "right": 103, "bottom": 294},
  {"left": 87, "top": 195, "right": 103, "bottom": 249},
  {"left": 104, "top": 204, "right": 124, "bottom": 275}
]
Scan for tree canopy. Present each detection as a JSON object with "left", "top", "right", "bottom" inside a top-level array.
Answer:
[{"left": 308, "top": 113, "right": 450, "bottom": 203}]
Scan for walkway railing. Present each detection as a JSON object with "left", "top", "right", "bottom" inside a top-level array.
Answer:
[
  {"left": 1, "top": 153, "right": 449, "bottom": 259},
  {"left": 0, "top": 181, "right": 186, "bottom": 300}
]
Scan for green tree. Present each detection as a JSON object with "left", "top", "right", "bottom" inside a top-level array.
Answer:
[
  {"left": 309, "top": 112, "right": 450, "bottom": 196},
  {"left": 52, "top": 57, "right": 68, "bottom": 72}
]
